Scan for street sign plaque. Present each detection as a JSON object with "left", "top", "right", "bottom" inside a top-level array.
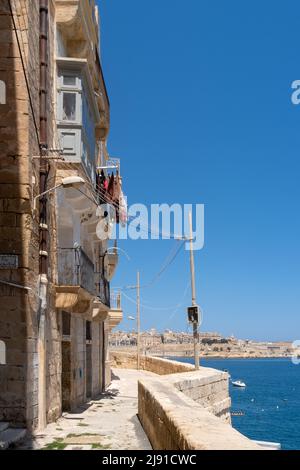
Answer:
[{"left": 0, "top": 255, "right": 18, "bottom": 269}]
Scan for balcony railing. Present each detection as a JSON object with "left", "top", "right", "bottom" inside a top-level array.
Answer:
[
  {"left": 57, "top": 248, "right": 96, "bottom": 296},
  {"left": 108, "top": 291, "right": 123, "bottom": 330},
  {"left": 110, "top": 291, "right": 122, "bottom": 310},
  {"left": 97, "top": 273, "right": 110, "bottom": 308}
]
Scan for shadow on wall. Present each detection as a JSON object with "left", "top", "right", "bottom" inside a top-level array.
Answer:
[
  {"left": 0, "top": 0, "right": 24, "bottom": 426},
  {"left": 0, "top": 0, "right": 39, "bottom": 428}
]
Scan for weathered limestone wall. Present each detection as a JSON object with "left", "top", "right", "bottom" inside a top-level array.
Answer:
[
  {"left": 46, "top": 310, "right": 62, "bottom": 423},
  {"left": 91, "top": 322, "right": 100, "bottom": 397},
  {"left": 0, "top": 0, "right": 40, "bottom": 429},
  {"left": 71, "top": 316, "right": 86, "bottom": 409},
  {"left": 167, "top": 369, "right": 231, "bottom": 423},
  {"left": 0, "top": 0, "right": 61, "bottom": 430},
  {"left": 111, "top": 351, "right": 195, "bottom": 374},
  {"left": 98, "top": 320, "right": 104, "bottom": 392},
  {"left": 111, "top": 352, "right": 231, "bottom": 422},
  {"left": 104, "top": 319, "right": 111, "bottom": 388},
  {"left": 0, "top": 0, "right": 110, "bottom": 430},
  {"left": 44, "top": 0, "right": 63, "bottom": 426},
  {"left": 138, "top": 377, "right": 261, "bottom": 450}
]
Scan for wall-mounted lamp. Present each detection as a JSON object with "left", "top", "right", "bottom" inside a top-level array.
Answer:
[{"left": 33, "top": 176, "right": 85, "bottom": 212}]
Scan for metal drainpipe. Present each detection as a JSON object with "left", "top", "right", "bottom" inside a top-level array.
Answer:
[{"left": 38, "top": 0, "right": 49, "bottom": 431}]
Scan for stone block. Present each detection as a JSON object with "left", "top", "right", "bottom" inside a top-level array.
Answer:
[
  {"left": 6, "top": 366, "right": 25, "bottom": 382},
  {"left": 0, "top": 212, "right": 16, "bottom": 226},
  {"left": 6, "top": 350, "right": 26, "bottom": 367}
]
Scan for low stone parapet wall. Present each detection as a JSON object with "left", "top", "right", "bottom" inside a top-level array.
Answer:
[
  {"left": 112, "top": 351, "right": 261, "bottom": 449},
  {"left": 167, "top": 368, "right": 231, "bottom": 422},
  {"left": 111, "top": 351, "right": 230, "bottom": 421},
  {"left": 110, "top": 351, "right": 195, "bottom": 374},
  {"left": 138, "top": 376, "right": 261, "bottom": 450}
]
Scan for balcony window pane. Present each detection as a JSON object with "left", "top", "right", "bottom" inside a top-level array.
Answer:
[
  {"left": 0, "top": 340, "right": 6, "bottom": 365},
  {"left": 63, "top": 75, "right": 76, "bottom": 86},
  {"left": 63, "top": 92, "right": 76, "bottom": 121},
  {"left": 0, "top": 80, "right": 6, "bottom": 104}
]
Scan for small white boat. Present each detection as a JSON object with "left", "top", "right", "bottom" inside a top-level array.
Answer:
[
  {"left": 232, "top": 380, "right": 246, "bottom": 388},
  {"left": 253, "top": 440, "right": 281, "bottom": 450}
]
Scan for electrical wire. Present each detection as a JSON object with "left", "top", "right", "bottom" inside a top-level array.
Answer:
[
  {"left": 85, "top": 179, "right": 188, "bottom": 241},
  {"left": 7, "top": 4, "right": 189, "bottom": 290},
  {"left": 82, "top": 179, "right": 189, "bottom": 292},
  {"left": 76, "top": 187, "right": 99, "bottom": 207},
  {"left": 121, "top": 289, "right": 188, "bottom": 312},
  {"left": 8, "top": 1, "right": 188, "bottom": 307},
  {"left": 13, "top": 0, "right": 63, "bottom": 158},
  {"left": 7, "top": 0, "right": 41, "bottom": 150},
  {"left": 80, "top": 168, "right": 189, "bottom": 245},
  {"left": 12, "top": 0, "right": 28, "bottom": 69},
  {"left": 111, "top": 239, "right": 185, "bottom": 292},
  {"left": 147, "top": 240, "right": 185, "bottom": 287},
  {"left": 161, "top": 280, "right": 190, "bottom": 330},
  {"left": 91, "top": 182, "right": 188, "bottom": 293}
]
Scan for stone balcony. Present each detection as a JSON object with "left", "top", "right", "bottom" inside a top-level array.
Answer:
[
  {"left": 55, "top": 247, "right": 96, "bottom": 316},
  {"left": 55, "top": 246, "right": 111, "bottom": 320},
  {"left": 108, "top": 292, "right": 123, "bottom": 331},
  {"left": 55, "top": 0, "right": 98, "bottom": 43}
]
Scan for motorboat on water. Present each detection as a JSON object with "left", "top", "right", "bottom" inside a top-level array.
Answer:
[{"left": 232, "top": 379, "right": 246, "bottom": 388}]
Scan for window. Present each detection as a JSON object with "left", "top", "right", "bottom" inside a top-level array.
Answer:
[
  {"left": 56, "top": 28, "right": 67, "bottom": 57},
  {"left": 63, "top": 75, "right": 76, "bottom": 87},
  {"left": 59, "top": 129, "right": 81, "bottom": 157},
  {"left": 86, "top": 321, "right": 92, "bottom": 341},
  {"left": 58, "top": 71, "right": 81, "bottom": 90},
  {"left": 0, "top": 80, "right": 6, "bottom": 105},
  {"left": 63, "top": 92, "right": 76, "bottom": 121},
  {"left": 57, "top": 71, "right": 82, "bottom": 123},
  {"left": 62, "top": 311, "right": 71, "bottom": 336},
  {"left": 0, "top": 340, "right": 6, "bottom": 365},
  {"left": 56, "top": 67, "right": 97, "bottom": 181}
]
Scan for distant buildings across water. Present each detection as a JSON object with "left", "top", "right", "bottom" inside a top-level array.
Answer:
[{"left": 109, "top": 329, "right": 294, "bottom": 358}]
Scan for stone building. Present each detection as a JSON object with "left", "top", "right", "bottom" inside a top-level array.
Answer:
[{"left": 0, "top": 0, "right": 123, "bottom": 432}]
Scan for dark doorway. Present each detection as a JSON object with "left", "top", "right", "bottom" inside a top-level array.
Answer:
[
  {"left": 61, "top": 340, "right": 71, "bottom": 411},
  {"left": 86, "top": 344, "right": 92, "bottom": 399},
  {"left": 102, "top": 322, "right": 106, "bottom": 391},
  {"left": 86, "top": 321, "right": 92, "bottom": 399}
]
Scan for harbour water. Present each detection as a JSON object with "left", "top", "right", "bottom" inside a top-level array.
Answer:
[{"left": 171, "top": 357, "right": 300, "bottom": 450}]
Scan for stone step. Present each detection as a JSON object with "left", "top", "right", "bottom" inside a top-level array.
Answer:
[
  {"left": 0, "top": 423, "right": 9, "bottom": 433},
  {"left": 0, "top": 428, "right": 27, "bottom": 450}
]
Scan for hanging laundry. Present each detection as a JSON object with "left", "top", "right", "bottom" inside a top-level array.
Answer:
[
  {"left": 97, "top": 169, "right": 108, "bottom": 204},
  {"left": 103, "top": 171, "right": 125, "bottom": 225},
  {"left": 107, "top": 172, "right": 115, "bottom": 201},
  {"left": 100, "top": 170, "right": 108, "bottom": 190},
  {"left": 114, "top": 173, "right": 122, "bottom": 223},
  {"left": 119, "top": 190, "right": 128, "bottom": 227}
]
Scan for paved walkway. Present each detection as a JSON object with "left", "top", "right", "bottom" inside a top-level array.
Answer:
[{"left": 21, "top": 369, "right": 154, "bottom": 450}]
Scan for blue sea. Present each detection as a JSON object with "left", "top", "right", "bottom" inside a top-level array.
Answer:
[{"left": 170, "top": 357, "right": 300, "bottom": 450}]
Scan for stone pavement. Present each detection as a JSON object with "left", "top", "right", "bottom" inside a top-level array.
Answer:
[{"left": 20, "top": 369, "right": 154, "bottom": 450}]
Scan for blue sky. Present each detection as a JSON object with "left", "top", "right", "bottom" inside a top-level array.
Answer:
[{"left": 98, "top": 0, "right": 300, "bottom": 341}]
